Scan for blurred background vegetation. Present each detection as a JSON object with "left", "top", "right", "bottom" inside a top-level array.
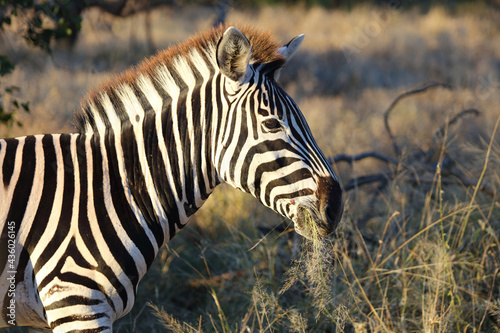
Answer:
[{"left": 1, "top": 0, "right": 499, "bottom": 332}]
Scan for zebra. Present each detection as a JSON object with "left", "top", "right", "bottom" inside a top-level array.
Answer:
[{"left": 0, "top": 25, "right": 343, "bottom": 332}]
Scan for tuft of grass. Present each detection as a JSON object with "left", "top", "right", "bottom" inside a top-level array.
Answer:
[
  {"left": 149, "top": 302, "right": 202, "bottom": 333},
  {"left": 144, "top": 114, "right": 499, "bottom": 332}
]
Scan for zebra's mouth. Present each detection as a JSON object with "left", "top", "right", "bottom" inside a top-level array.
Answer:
[{"left": 294, "top": 206, "right": 333, "bottom": 240}]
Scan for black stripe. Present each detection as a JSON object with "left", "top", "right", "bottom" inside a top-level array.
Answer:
[
  {"left": 104, "top": 131, "right": 158, "bottom": 267},
  {"left": 68, "top": 326, "right": 111, "bottom": 333},
  {"left": 176, "top": 92, "right": 196, "bottom": 218},
  {"left": 1, "top": 137, "right": 24, "bottom": 317},
  {"left": 183, "top": 63, "right": 205, "bottom": 215},
  {"left": 78, "top": 105, "right": 96, "bottom": 133},
  {"left": 221, "top": 97, "right": 238, "bottom": 151},
  {"left": 91, "top": 134, "right": 132, "bottom": 311},
  {"left": 24, "top": 135, "right": 58, "bottom": 253},
  {"left": 203, "top": 80, "right": 216, "bottom": 190},
  {"left": 35, "top": 134, "right": 74, "bottom": 272},
  {"left": 50, "top": 311, "right": 108, "bottom": 329},
  {"left": 74, "top": 135, "right": 122, "bottom": 313},
  {"left": 161, "top": 103, "right": 182, "bottom": 201},
  {"left": 218, "top": 88, "right": 240, "bottom": 178},
  {"left": 249, "top": 91, "right": 259, "bottom": 139},
  {"left": 142, "top": 110, "right": 180, "bottom": 238},
  {"left": 264, "top": 168, "right": 313, "bottom": 207},
  {"left": 45, "top": 296, "right": 103, "bottom": 311},
  {"left": 66, "top": 237, "right": 93, "bottom": 269},
  {"left": 191, "top": 85, "right": 209, "bottom": 201},
  {"left": 120, "top": 123, "right": 164, "bottom": 248},
  {"left": 11, "top": 134, "right": 58, "bottom": 322},
  {"left": 106, "top": 89, "right": 128, "bottom": 125},
  {"left": 131, "top": 81, "right": 153, "bottom": 114},
  {"left": 38, "top": 259, "right": 115, "bottom": 313},
  {"left": 160, "top": 104, "right": 181, "bottom": 239},
  {"left": 1, "top": 138, "right": 18, "bottom": 186},
  {"left": 101, "top": 131, "right": 153, "bottom": 293},
  {"left": 246, "top": 157, "right": 301, "bottom": 197},
  {"left": 6, "top": 136, "right": 36, "bottom": 224},
  {"left": 273, "top": 188, "right": 315, "bottom": 203},
  {"left": 279, "top": 89, "right": 325, "bottom": 172},
  {"left": 246, "top": 139, "right": 300, "bottom": 159},
  {"left": 214, "top": 74, "right": 224, "bottom": 172},
  {"left": 228, "top": 87, "right": 255, "bottom": 183},
  {"left": 92, "top": 98, "right": 112, "bottom": 131},
  {"left": 172, "top": 66, "right": 188, "bottom": 94},
  {"left": 150, "top": 71, "right": 171, "bottom": 102},
  {"left": 67, "top": 328, "right": 110, "bottom": 333}
]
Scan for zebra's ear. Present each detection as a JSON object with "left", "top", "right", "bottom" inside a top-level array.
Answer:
[
  {"left": 217, "top": 27, "right": 252, "bottom": 83},
  {"left": 274, "top": 34, "right": 305, "bottom": 80}
]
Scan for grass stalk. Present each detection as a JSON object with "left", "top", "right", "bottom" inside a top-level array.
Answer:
[{"left": 456, "top": 115, "right": 500, "bottom": 246}]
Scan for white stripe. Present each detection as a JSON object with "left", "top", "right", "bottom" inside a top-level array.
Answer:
[
  {"left": 190, "top": 49, "right": 215, "bottom": 202},
  {"left": 156, "top": 64, "right": 188, "bottom": 223},
  {"left": 35, "top": 135, "right": 77, "bottom": 287},
  {"left": 18, "top": 135, "right": 45, "bottom": 245},
  {"left": 83, "top": 133, "right": 128, "bottom": 315},
  {"left": 117, "top": 83, "right": 166, "bottom": 246},
  {"left": 173, "top": 55, "right": 203, "bottom": 209},
  {"left": 98, "top": 93, "right": 149, "bottom": 280},
  {"left": 29, "top": 134, "right": 63, "bottom": 269},
  {"left": 137, "top": 75, "right": 162, "bottom": 113}
]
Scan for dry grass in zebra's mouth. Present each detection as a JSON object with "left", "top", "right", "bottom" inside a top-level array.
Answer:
[{"left": 294, "top": 205, "right": 331, "bottom": 240}]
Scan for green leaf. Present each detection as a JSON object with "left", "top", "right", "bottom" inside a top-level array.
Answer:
[
  {"left": 5, "top": 85, "right": 20, "bottom": 94},
  {"left": 0, "top": 55, "right": 15, "bottom": 76},
  {"left": 21, "top": 102, "right": 30, "bottom": 112}
]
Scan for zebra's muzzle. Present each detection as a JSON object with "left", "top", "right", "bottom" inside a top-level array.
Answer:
[
  {"left": 294, "top": 206, "right": 331, "bottom": 239},
  {"left": 294, "top": 177, "right": 343, "bottom": 240},
  {"left": 319, "top": 176, "right": 343, "bottom": 233}
]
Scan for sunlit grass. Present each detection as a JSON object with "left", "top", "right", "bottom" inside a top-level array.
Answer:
[{"left": 142, "top": 120, "right": 499, "bottom": 332}]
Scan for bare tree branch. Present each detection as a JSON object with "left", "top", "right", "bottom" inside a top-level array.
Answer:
[
  {"left": 383, "top": 82, "right": 453, "bottom": 157},
  {"left": 343, "top": 173, "right": 391, "bottom": 191},
  {"left": 431, "top": 108, "right": 480, "bottom": 142},
  {"left": 343, "top": 172, "right": 495, "bottom": 196},
  {"left": 214, "top": 0, "right": 230, "bottom": 27},
  {"left": 400, "top": 175, "right": 496, "bottom": 196},
  {"left": 86, "top": 0, "right": 177, "bottom": 17},
  {"left": 330, "top": 152, "right": 399, "bottom": 166}
]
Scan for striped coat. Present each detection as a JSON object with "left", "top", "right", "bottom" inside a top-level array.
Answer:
[{"left": 0, "top": 25, "right": 342, "bottom": 332}]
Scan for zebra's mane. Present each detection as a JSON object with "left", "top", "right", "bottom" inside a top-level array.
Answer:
[{"left": 75, "top": 24, "right": 284, "bottom": 133}]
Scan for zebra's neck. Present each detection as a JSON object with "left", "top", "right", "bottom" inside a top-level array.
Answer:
[
  {"left": 75, "top": 31, "right": 258, "bottom": 245},
  {"left": 84, "top": 73, "right": 220, "bottom": 249}
]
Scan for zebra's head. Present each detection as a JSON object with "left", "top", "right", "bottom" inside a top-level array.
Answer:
[{"left": 213, "top": 27, "right": 343, "bottom": 239}]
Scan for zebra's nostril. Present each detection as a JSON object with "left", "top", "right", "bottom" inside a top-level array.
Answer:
[{"left": 325, "top": 202, "right": 342, "bottom": 229}]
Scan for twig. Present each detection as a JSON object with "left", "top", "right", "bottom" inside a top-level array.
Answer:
[
  {"left": 343, "top": 173, "right": 391, "bottom": 191},
  {"left": 400, "top": 175, "right": 496, "bottom": 197},
  {"left": 431, "top": 108, "right": 480, "bottom": 143},
  {"left": 330, "top": 152, "right": 399, "bottom": 166},
  {"left": 343, "top": 172, "right": 495, "bottom": 197},
  {"left": 383, "top": 82, "right": 453, "bottom": 156}
]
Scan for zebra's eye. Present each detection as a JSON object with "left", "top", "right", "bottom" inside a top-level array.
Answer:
[{"left": 263, "top": 118, "right": 281, "bottom": 131}]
